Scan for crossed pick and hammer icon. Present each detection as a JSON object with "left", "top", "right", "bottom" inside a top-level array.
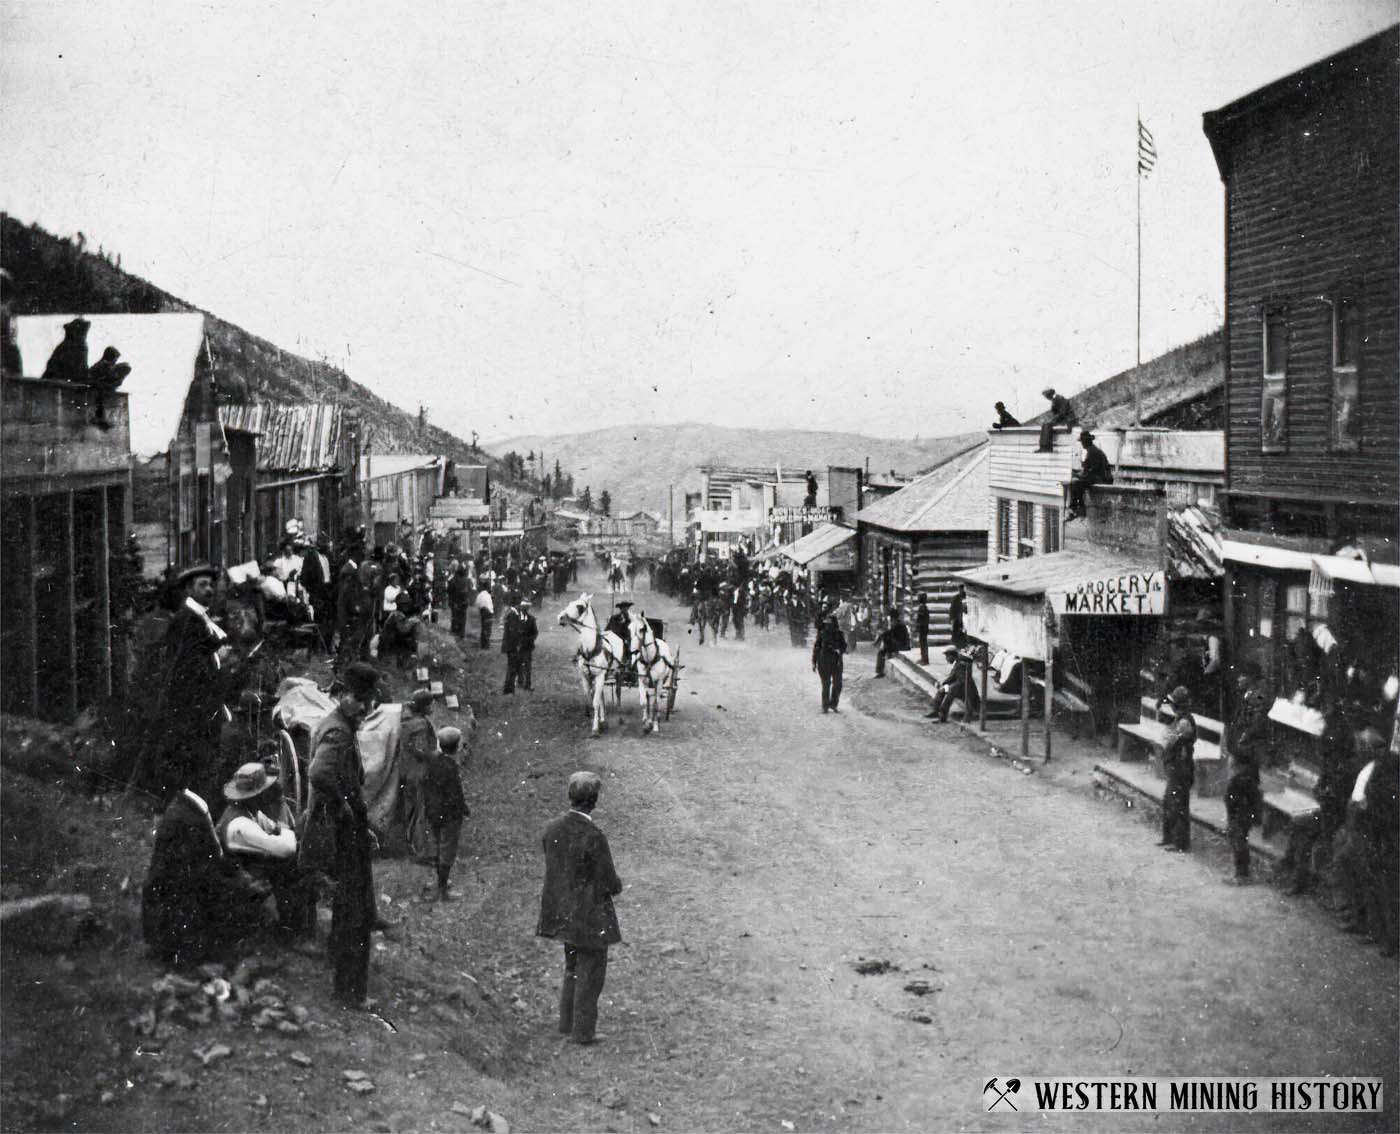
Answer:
[{"left": 984, "top": 1078, "right": 1021, "bottom": 1111}]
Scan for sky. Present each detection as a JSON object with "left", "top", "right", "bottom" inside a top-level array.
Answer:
[{"left": 3, "top": 1, "right": 1394, "bottom": 445}]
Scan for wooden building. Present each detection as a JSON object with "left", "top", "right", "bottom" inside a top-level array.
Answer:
[
  {"left": 855, "top": 444, "right": 988, "bottom": 643},
  {"left": 359, "top": 453, "right": 445, "bottom": 548},
  {"left": 1, "top": 375, "right": 132, "bottom": 721},
  {"left": 14, "top": 312, "right": 226, "bottom": 578},
  {"left": 219, "top": 402, "right": 358, "bottom": 557},
  {"left": 1202, "top": 28, "right": 1399, "bottom": 704}
]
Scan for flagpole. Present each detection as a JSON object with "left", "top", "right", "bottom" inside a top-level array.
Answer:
[{"left": 1134, "top": 106, "right": 1142, "bottom": 427}]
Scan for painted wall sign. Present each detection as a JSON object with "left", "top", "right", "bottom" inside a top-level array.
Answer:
[{"left": 1050, "top": 569, "right": 1166, "bottom": 615}]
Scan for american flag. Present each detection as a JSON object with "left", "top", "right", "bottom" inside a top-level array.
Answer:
[{"left": 1138, "top": 118, "right": 1157, "bottom": 177}]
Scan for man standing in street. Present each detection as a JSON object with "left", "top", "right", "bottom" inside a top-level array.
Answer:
[
  {"left": 501, "top": 594, "right": 525, "bottom": 694},
  {"left": 915, "top": 593, "right": 930, "bottom": 665},
  {"left": 1158, "top": 686, "right": 1197, "bottom": 854},
  {"left": 812, "top": 612, "right": 847, "bottom": 713},
  {"left": 518, "top": 597, "right": 539, "bottom": 690},
  {"left": 305, "top": 662, "right": 380, "bottom": 1008},
  {"left": 475, "top": 581, "right": 495, "bottom": 649},
  {"left": 1224, "top": 662, "right": 1269, "bottom": 884},
  {"left": 396, "top": 689, "right": 437, "bottom": 861},
  {"left": 537, "top": 771, "right": 623, "bottom": 1046}
]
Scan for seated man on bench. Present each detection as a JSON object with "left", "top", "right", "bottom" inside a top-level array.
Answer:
[{"left": 926, "top": 647, "right": 981, "bottom": 723}]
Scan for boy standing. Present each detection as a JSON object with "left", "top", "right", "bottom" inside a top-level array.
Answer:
[{"left": 423, "top": 726, "right": 468, "bottom": 901}]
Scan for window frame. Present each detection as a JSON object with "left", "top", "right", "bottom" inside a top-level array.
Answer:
[
  {"left": 1330, "top": 293, "right": 1361, "bottom": 453},
  {"left": 1016, "top": 500, "right": 1036, "bottom": 559},
  {"left": 996, "top": 497, "right": 1012, "bottom": 560},
  {"left": 1260, "top": 306, "right": 1289, "bottom": 454},
  {"left": 1042, "top": 505, "right": 1062, "bottom": 553}
]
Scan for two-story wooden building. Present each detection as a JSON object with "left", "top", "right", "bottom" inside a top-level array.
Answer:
[
  {"left": 1202, "top": 27, "right": 1398, "bottom": 726},
  {"left": 1, "top": 375, "right": 132, "bottom": 721}
]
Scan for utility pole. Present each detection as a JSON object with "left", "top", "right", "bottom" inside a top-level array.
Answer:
[{"left": 669, "top": 483, "right": 674, "bottom": 546}]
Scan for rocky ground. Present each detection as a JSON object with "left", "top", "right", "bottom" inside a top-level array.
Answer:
[{"left": 2, "top": 570, "right": 1396, "bottom": 1132}]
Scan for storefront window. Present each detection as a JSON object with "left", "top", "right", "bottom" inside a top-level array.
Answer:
[
  {"left": 1017, "top": 501, "right": 1035, "bottom": 559},
  {"left": 1332, "top": 296, "right": 1361, "bottom": 452},
  {"left": 1261, "top": 307, "right": 1288, "bottom": 453}
]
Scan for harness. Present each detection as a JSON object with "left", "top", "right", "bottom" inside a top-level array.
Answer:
[{"left": 561, "top": 607, "right": 615, "bottom": 672}]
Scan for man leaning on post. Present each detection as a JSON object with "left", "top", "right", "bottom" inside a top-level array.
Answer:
[{"left": 537, "top": 771, "right": 623, "bottom": 1046}]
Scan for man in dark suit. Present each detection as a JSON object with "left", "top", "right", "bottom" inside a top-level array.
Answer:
[
  {"left": 537, "top": 771, "right": 623, "bottom": 1045},
  {"left": 874, "top": 606, "right": 911, "bottom": 677},
  {"left": 811, "top": 613, "right": 847, "bottom": 713},
  {"left": 915, "top": 594, "right": 930, "bottom": 665},
  {"left": 301, "top": 535, "right": 334, "bottom": 648},
  {"left": 156, "top": 563, "right": 233, "bottom": 803},
  {"left": 1158, "top": 687, "right": 1197, "bottom": 853},
  {"left": 142, "top": 785, "right": 269, "bottom": 967},
  {"left": 517, "top": 597, "right": 540, "bottom": 690},
  {"left": 501, "top": 595, "right": 525, "bottom": 694},
  {"left": 305, "top": 662, "right": 381, "bottom": 1008}
]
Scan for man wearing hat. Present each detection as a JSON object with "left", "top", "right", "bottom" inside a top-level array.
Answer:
[
  {"left": 517, "top": 596, "right": 539, "bottom": 691},
  {"left": 811, "top": 611, "right": 848, "bottom": 713},
  {"left": 217, "top": 761, "right": 314, "bottom": 940},
  {"left": 1158, "top": 686, "right": 1198, "bottom": 853},
  {"left": 537, "top": 771, "right": 623, "bottom": 1045},
  {"left": 605, "top": 601, "right": 635, "bottom": 671},
  {"left": 396, "top": 688, "right": 437, "bottom": 861},
  {"left": 305, "top": 662, "right": 381, "bottom": 1007},
  {"left": 301, "top": 534, "right": 334, "bottom": 649},
  {"left": 1223, "top": 662, "right": 1270, "bottom": 884},
  {"left": 156, "top": 563, "right": 233, "bottom": 802},
  {"left": 423, "top": 726, "right": 468, "bottom": 901},
  {"left": 1067, "top": 429, "right": 1113, "bottom": 519},
  {"left": 143, "top": 781, "right": 269, "bottom": 967},
  {"left": 501, "top": 594, "right": 526, "bottom": 694},
  {"left": 1037, "top": 387, "right": 1079, "bottom": 451},
  {"left": 874, "top": 606, "right": 911, "bottom": 678},
  {"left": 927, "top": 646, "right": 981, "bottom": 723}
]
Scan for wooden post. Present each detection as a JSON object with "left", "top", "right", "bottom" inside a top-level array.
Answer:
[
  {"left": 963, "top": 646, "right": 973, "bottom": 726},
  {"left": 25, "top": 496, "right": 38, "bottom": 715},
  {"left": 98, "top": 487, "right": 112, "bottom": 698},
  {"left": 978, "top": 645, "right": 989, "bottom": 732},
  {"left": 1020, "top": 660, "right": 1030, "bottom": 757},
  {"left": 1045, "top": 631, "right": 1055, "bottom": 763},
  {"left": 65, "top": 490, "right": 78, "bottom": 720}
]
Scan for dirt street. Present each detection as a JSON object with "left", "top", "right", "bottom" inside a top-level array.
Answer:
[
  {"left": 401, "top": 573, "right": 1397, "bottom": 1132},
  {"left": 5, "top": 570, "right": 1394, "bottom": 1133}
]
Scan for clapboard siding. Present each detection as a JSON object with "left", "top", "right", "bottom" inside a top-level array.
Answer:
[{"left": 1212, "top": 31, "right": 1399, "bottom": 510}]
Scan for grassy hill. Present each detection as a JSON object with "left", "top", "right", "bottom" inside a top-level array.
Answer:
[
  {"left": 486, "top": 424, "right": 987, "bottom": 514},
  {"left": 1, "top": 214, "right": 519, "bottom": 487}
]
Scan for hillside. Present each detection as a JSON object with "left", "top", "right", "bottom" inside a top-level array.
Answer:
[
  {"left": 1031, "top": 329, "right": 1224, "bottom": 431},
  {"left": 486, "top": 424, "right": 987, "bottom": 514},
  {"left": 1, "top": 215, "right": 519, "bottom": 488}
]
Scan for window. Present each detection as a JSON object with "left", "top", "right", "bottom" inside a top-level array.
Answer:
[
  {"left": 1042, "top": 505, "right": 1062, "bottom": 553},
  {"left": 1332, "top": 296, "right": 1361, "bottom": 452},
  {"left": 996, "top": 498, "right": 1012, "bottom": 559},
  {"left": 1016, "top": 501, "right": 1036, "bottom": 559},
  {"left": 1261, "top": 308, "right": 1288, "bottom": 452}
]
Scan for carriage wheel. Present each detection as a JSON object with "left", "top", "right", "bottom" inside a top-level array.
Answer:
[{"left": 277, "top": 729, "right": 301, "bottom": 814}]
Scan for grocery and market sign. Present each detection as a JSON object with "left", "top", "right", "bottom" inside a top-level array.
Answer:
[
  {"left": 770, "top": 506, "right": 840, "bottom": 523},
  {"left": 1050, "top": 569, "right": 1165, "bottom": 615}
]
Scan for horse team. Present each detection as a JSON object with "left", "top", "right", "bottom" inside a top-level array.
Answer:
[{"left": 557, "top": 594, "right": 679, "bottom": 737}]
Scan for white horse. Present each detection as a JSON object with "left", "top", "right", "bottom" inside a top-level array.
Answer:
[
  {"left": 557, "top": 594, "right": 626, "bottom": 736},
  {"left": 627, "top": 610, "right": 680, "bottom": 735}
]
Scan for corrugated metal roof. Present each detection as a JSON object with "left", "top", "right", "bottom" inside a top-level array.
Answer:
[
  {"left": 784, "top": 523, "right": 856, "bottom": 566},
  {"left": 855, "top": 445, "right": 989, "bottom": 533},
  {"left": 15, "top": 313, "right": 206, "bottom": 459},
  {"left": 218, "top": 402, "right": 345, "bottom": 474},
  {"left": 956, "top": 547, "right": 1151, "bottom": 598}
]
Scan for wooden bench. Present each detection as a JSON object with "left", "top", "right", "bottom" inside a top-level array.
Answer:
[
  {"left": 1261, "top": 762, "right": 1321, "bottom": 840},
  {"left": 1117, "top": 696, "right": 1227, "bottom": 797}
]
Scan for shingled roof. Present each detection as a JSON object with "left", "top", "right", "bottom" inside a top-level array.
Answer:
[
  {"left": 855, "top": 444, "right": 989, "bottom": 533},
  {"left": 218, "top": 402, "right": 347, "bottom": 474}
]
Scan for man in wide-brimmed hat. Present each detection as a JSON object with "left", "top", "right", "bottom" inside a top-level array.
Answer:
[
  {"left": 216, "top": 762, "right": 314, "bottom": 941},
  {"left": 1067, "top": 428, "right": 1114, "bottom": 519},
  {"left": 155, "top": 562, "right": 233, "bottom": 802}
]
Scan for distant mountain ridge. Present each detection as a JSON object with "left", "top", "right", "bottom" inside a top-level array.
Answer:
[{"left": 486, "top": 423, "right": 987, "bottom": 514}]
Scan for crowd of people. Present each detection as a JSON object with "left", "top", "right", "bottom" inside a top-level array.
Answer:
[{"left": 131, "top": 518, "right": 586, "bottom": 1009}]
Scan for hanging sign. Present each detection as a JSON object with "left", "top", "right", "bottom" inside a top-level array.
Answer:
[{"left": 1050, "top": 568, "right": 1166, "bottom": 615}]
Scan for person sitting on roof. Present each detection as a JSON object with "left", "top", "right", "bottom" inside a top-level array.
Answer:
[
  {"left": 991, "top": 401, "right": 1021, "bottom": 430},
  {"left": 1037, "top": 387, "right": 1079, "bottom": 451},
  {"left": 1066, "top": 429, "right": 1114, "bottom": 519}
]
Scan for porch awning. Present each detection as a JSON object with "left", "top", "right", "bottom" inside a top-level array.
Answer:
[
  {"left": 955, "top": 548, "right": 1162, "bottom": 660},
  {"left": 1221, "top": 539, "right": 1316, "bottom": 572},
  {"left": 784, "top": 523, "right": 856, "bottom": 567},
  {"left": 1308, "top": 552, "right": 1400, "bottom": 596}
]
